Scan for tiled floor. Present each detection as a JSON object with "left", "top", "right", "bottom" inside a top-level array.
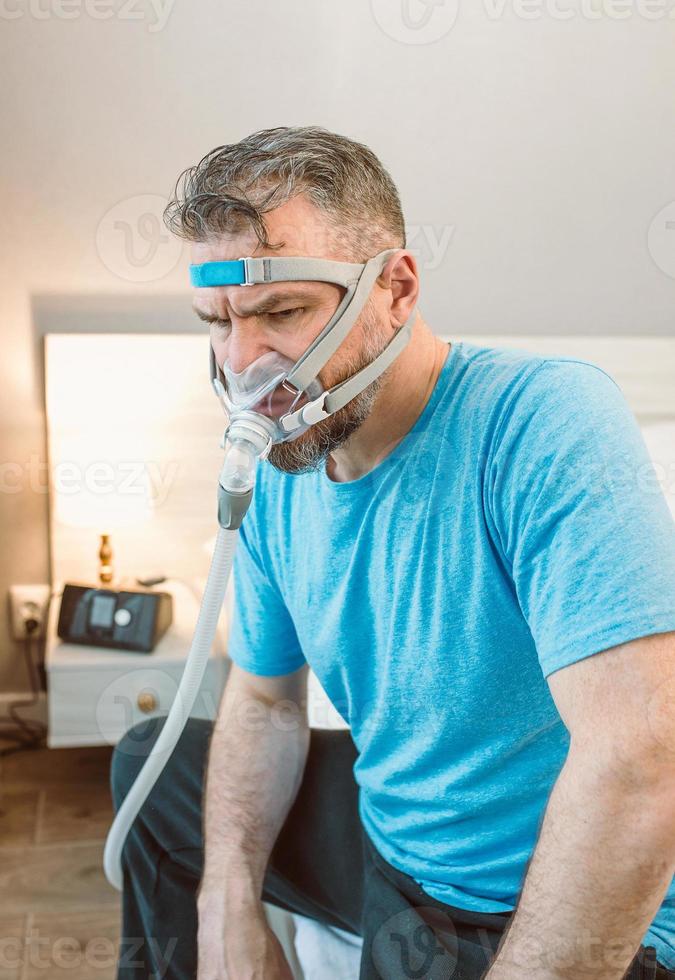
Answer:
[{"left": 0, "top": 742, "right": 120, "bottom": 980}]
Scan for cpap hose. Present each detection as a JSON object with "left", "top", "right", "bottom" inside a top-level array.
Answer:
[
  {"left": 103, "top": 421, "right": 270, "bottom": 891},
  {"left": 103, "top": 523, "right": 238, "bottom": 891}
]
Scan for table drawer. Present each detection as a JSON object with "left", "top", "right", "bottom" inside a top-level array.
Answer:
[{"left": 48, "top": 658, "right": 227, "bottom": 748}]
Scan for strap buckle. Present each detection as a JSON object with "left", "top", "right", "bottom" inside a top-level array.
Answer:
[
  {"left": 238, "top": 257, "right": 255, "bottom": 286},
  {"left": 238, "top": 257, "right": 273, "bottom": 286}
]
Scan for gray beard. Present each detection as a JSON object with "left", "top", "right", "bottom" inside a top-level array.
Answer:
[
  {"left": 267, "top": 311, "right": 390, "bottom": 476},
  {"left": 267, "top": 377, "right": 383, "bottom": 476}
]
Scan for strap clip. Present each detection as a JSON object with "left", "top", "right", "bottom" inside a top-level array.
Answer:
[
  {"left": 239, "top": 257, "right": 255, "bottom": 286},
  {"left": 300, "top": 393, "right": 330, "bottom": 426}
]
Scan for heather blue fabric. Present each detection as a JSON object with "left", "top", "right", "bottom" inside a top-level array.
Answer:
[{"left": 228, "top": 341, "right": 675, "bottom": 967}]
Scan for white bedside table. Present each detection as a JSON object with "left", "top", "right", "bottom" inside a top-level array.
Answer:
[{"left": 45, "top": 579, "right": 229, "bottom": 748}]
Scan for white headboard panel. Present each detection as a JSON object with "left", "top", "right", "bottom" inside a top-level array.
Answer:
[{"left": 445, "top": 336, "right": 675, "bottom": 422}]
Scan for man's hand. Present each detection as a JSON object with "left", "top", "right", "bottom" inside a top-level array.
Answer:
[
  {"left": 197, "top": 888, "right": 295, "bottom": 980},
  {"left": 197, "top": 663, "right": 309, "bottom": 978}
]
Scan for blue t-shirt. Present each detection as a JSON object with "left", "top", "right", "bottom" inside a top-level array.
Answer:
[{"left": 228, "top": 341, "right": 675, "bottom": 967}]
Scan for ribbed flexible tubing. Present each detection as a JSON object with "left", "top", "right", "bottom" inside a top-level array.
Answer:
[{"left": 103, "top": 526, "right": 239, "bottom": 890}]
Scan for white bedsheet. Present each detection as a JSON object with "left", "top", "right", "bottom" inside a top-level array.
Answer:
[{"left": 293, "top": 914, "right": 362, "bottom": 980}]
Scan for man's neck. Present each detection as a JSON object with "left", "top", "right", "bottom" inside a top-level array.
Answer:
[{"left": 325, "top": 319, "right": 450, "bottom": 484}]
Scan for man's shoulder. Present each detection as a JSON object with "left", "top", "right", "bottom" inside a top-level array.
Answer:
[
  {"left": 441, "top": 343, "right": 630, "bottom": 483},
  {"left": 454, "top": 340, "right": 614, "bottom": 394},
  {"left": 453, "top": 341, "right": 621, "bottom": 426}
]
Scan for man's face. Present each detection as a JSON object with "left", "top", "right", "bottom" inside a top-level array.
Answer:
[{"left": 191, "top": 195, "right": 392, "bottom": 474}]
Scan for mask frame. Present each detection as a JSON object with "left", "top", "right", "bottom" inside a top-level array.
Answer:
[{"left": 196, "top": 248, "right": 415, "bottom": 438}]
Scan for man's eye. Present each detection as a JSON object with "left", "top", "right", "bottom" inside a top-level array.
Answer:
[{"left": 270, "top": 308, "right": 303, "bottom": 319}]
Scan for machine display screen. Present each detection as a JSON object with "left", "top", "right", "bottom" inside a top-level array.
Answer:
[{"left": 89, "top": 593, "right": 116, "bottom": 629}]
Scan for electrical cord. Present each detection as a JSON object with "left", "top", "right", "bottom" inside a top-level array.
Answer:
[{"left": 0, "top": 613, "right": 49, "bottom": 759}]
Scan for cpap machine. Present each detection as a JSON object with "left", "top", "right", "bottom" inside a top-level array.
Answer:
[{"left": 103, "top": 248, "right": 414, "bottom": 890}]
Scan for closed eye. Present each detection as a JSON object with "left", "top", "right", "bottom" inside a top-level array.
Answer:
[
  {"left": 269, "top": 308, "right": 303, "bottom": 319},
  {"left": 204, "top": 308, "right": 304, "bottom": 329}
]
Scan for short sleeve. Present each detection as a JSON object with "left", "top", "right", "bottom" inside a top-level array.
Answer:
[
  {"left": 487, "top": 359, "right": 675, "bottom": 678},
  {"left": 227, "top": 517, "right": 306, "bottom": 677}
]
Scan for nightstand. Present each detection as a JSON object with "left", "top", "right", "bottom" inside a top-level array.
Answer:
[{"left": 45, "top": 579, "right": 229, "bottom": 748}]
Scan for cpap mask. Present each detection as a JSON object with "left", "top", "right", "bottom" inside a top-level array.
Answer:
[{"left": 192, "top": 248, "right": 415, "bottom": 529}]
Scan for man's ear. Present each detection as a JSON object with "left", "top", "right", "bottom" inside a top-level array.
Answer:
[{"left": 376, "top": 250, "right": 419, "bottom": 328}]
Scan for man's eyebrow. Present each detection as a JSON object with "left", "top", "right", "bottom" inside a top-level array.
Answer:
[{"left": 192, "top": 290, "right": 316, "bottom": 322}]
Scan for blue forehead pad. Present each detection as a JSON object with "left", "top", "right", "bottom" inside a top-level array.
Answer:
[{"left": 189, "top": 260, "right": 247, "bottom": 288}]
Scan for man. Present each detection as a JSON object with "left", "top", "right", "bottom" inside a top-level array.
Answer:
[{"left": 111, "top": 126, "right": 675, "bottom": 979}]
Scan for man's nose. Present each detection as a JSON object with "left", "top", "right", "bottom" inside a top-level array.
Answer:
[{"left": 223, "top": 322, "right": 271, "bottom": 375}]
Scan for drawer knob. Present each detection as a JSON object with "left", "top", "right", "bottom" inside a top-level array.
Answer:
[{"left": 137, "top": 691, "right": 158, "bottom": 714}]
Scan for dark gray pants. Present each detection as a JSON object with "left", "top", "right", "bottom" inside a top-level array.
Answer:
[{"left": 110, "top": 717, "right": 671, "bottom": 980}]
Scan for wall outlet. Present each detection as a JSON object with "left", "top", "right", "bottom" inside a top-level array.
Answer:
[{"left": 8, "top": 585, "right": 52, "bottom": 640}]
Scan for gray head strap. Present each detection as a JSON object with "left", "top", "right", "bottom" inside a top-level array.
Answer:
[{"left": 211, "top": 248, "right": 415, "bottom": 432}]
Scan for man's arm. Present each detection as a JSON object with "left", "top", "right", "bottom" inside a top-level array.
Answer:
[
  {"left": 486, "top": 630, "right": 675, "bottom": 980},
  {"left": 197, "top": 661, "right": 310, "bottom": 980}
]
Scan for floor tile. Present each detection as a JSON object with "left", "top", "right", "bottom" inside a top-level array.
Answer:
[
  {"left": 0, "top": 842, "right": 119, "bottom": 918},
  {"left": 36, "top": 783, "right": 113, "bottom": 846},
  {"left": 22, "top": 909, "right": 120, "bottom": 980},
  {"left": 0, "top": 747, "right": 113, "bottom": 791},
  {"left": 0, "top": 917, "right": 26, "bottom": 980},
  {"left": 0, "top": 789, "right": 41, "bottom": 848}
]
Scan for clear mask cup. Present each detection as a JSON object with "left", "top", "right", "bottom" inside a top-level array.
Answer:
[{"left": 213, "top": 348, "right": 324, "bottom": 443}]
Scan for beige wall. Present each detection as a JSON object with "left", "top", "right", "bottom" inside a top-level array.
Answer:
[{"left": 2, "top": 1, "right": 674, "bottom": 689}]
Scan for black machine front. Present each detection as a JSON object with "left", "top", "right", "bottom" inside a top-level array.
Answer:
[{"left": 57, "top": 584, "right": 173, "bottom": 653}]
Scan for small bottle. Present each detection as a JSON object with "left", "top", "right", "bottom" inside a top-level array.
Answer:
[{"left": 99, "top": 533, "right": 114, "bottom": 584}]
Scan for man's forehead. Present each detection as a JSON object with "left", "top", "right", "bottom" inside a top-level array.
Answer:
[{"left": 189, "top": 222, "right": 345, "bottom": 316}]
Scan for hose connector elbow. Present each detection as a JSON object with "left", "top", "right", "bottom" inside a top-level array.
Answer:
[{"left": 217, "top": 414, "right": 274, "bottom": 530}]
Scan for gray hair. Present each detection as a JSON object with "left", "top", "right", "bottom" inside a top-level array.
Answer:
[{"left": 164, "top": 126, "right": 406, "bottom": 261}]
